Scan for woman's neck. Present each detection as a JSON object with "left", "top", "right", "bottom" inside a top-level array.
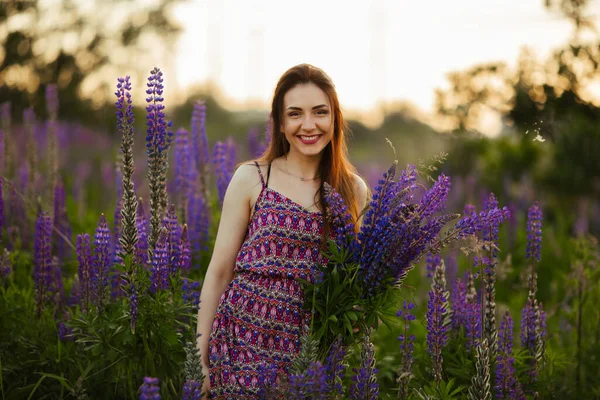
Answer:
[{"left": 283, "top": 150, "right": 322, "bottom": 180}]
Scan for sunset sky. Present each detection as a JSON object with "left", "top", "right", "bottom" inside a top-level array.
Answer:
[{"left": 171, "top": 0, "right": 598, "bottom": 133}]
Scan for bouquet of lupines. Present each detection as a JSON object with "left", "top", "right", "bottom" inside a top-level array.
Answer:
[{"left": 301, "top": 160, "right": 512, "bottom": 360}]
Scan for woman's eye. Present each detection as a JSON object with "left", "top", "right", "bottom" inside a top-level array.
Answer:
[
  {"left": 288, "top": 112, "right": 299, "bottom": 117},
  {"left": 317, "top": 110, "right": 328, "bottom": 115}
]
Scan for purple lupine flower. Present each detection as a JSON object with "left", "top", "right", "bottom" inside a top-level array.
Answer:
[
  {"left": 179, "top": 224, "right": 191, "bottom": 272},
  {"left": 396, "top": 301, "right": 416, "bottom": 399},
  {"left": 465, "top": 296, "right": 482, "bottom": 350},
  {"left": 188, "top": 190, "right": 210, "bottom": 255},
  {"left": 0, "top": 249, "right": 11, "bottom": 281},
  {"left": 355, "top": 162, "right": 398, "bottom": 292},
  {"left": 145, "top": 68, "right": 168, "bottom": 154},
  {"left": 57, "top": 310, "right": 74, "bottom": 342},
  {"left": 174, "top": 128, "right": 191, "bottom": 207},
  {"left": 68, "top": 274, "right": 81, "bottom": 307},
  {"left": 162, "top": 204, "right": 181, "bottom": 275},
  {"left": 495, "top": 311, "right": 525, "bottom": 399},
  {"left": 526, "top": 201, "right": 542, "bottom": 262},
  {"left": 445, "top": 251, "right": 458, "bottom": 286},
  {"left": 427, "top": 265, "right": 450, "bottom": 384},
  {"left": 46, "top": 84, "right": 59, "bottom": 120},
  {"left": 191, "top": 101, "right": 209, "bottom": 172},
  {"left": 451, "top": 278, "right": 468, "bottom": 330},
  {"left": 92, "top": 214, "right": 112, "bottom": 310},
  {"left": 136, "top": 199, "right": 149, "bottom": 266},
  {"left": 130, "top": 283, "right": 138, "bottom": 333},
  {"left": 426, "top": 253, "right": 441, "bottom": 280},
  {"left": 349, "top": 333, "right": 379, "bottom": 400},
  {"left": 139, "top": 377, "right": 160, "bottom": 400},
  {"left": 521, "top": 300, "right": 537, "bottom": 354},
  {"left": 464, "top": 203, "right": 476, "bottom": 218},
  {"left": 212, "top": 141, "right": 231, "bottom": 206},
  {"left": 288, "top": 361, "right": 328, "bottom": 399},
  {"left": 150, "top": 229, "right": 169, "bottom": 292},
  {"left": 417, "top": 173, "right": 451, "bottom": 219},
  {"left": 324, "top": 336, "right": 347, "bottom": 396},
  {"left": 34, "top": 212, "right": 53, "bottom": 316},
  {"left": 182, "top": 381, "right": 202, "bottom": 400},
  {"left": 257, "top": 362, "right": 279, "bottom": 398},
  {"left": 264, "top": 113, "right": 272, "bottom": 146},
  {"left": 49, "top": 255, "right": 64, "bottom": 309},
  {"left": 323, "top": 182, "right": 357, "bottom": 249},
  {"left": 182, "top": 278, "right": 201, "bottom": 310},
  {"left": 397, "top": 164, "right": 418, "bottom": 202}
]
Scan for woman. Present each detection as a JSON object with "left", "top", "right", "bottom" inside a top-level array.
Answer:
[{"left": 196, "top": 63, "right": 370, "bottom": 399}]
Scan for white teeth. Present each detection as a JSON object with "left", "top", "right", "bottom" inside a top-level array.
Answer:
[{"left": 300, "top": 135, "right": 319, "bottom": 140}]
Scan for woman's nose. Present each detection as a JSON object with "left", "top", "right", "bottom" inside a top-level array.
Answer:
[{"left": 302, "top": 116, "right": 316, "bottom": 131}]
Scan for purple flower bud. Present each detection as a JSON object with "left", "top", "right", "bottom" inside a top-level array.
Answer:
[
  {"left": 136, "top": 199, "right": 149, "bottom": 266},
  {"left": 288, "top": 361, "right": 329, "bottom": 399},
  {"left": 396, "top": 300, "right": 415, "bottom": 399},
  {"left": 92, "top": 214, "right": 112, "bottom": 310},
  {"left": 139, "top": 376, "right": 160, "bottom": 400},
  {"left": 174, "top": 128, "right": 191, "bottom": 205},
  {"left": 494, "top": 311, "right": 525, "bottom": 399},
  {"left": 179, "top": 225, "right": 191, "bottom": 272},
  {"left": 150, "top": 230, "right": 169, "bottom": 292},
  {"left": 426, "top": 253, "right": 441, "bottom": 279},
  {"left": 191, "top": 100, "right": 209, "bottom": 170},
  {"left": 188, "top": 190, "right": 210, "bottom": 255},
  {"left": 324, "top": 336, "right": 347, "bottom": 396},
  {"left": 34, "top": 212, "right": 53, "bottom": 315},
  {"left": 526, "top": 201, "right": 542, "bottom": 262},
  {"left": 182, "top": 380, "right": 202, "bottom": 400},
  {"left": 146, "top": 68, "right": 168, "bottom": 155},
  {"left": 212, "top": 141, "right": 231, "bottom": 206},
  {"left": 76, "top": 234, "right": 92, "bottom": 311},
  {"left": 451, "top": 278, "right": 468, "bottom": 329},
  {"left": 323, "top": 182, "right": 357, "bottom": 250}
]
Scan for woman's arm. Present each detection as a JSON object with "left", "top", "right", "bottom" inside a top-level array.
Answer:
[{"left": 195, "top": 163, "right": 260, "bottom": 367}]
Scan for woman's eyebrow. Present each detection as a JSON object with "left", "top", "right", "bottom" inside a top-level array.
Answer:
[{"left": 286, "top": 104, "right": 329, "bottom": 110}]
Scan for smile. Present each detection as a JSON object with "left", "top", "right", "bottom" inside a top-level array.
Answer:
[{"left": 297, "top": 135, "right": 323, "bottom": 144}]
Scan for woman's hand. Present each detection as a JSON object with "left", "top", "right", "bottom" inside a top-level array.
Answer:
[{"left": 201, "top": 364, "right": 210, "bottom": 399}]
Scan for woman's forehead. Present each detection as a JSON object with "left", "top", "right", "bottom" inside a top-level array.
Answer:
[{"left": 284, "top": 83, "right": 331, "bottom": 108}]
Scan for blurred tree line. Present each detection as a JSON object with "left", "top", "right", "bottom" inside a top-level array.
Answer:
[
  {"left": 0, "top": 0, "right": 184, "bottom": 128},
  {"left": 436, "top": 0, "right": 600, "bottom": 232}
]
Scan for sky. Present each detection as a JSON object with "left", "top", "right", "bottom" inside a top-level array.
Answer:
[{"left": 171, "top": 0, "right": 597, "bottom": 133}]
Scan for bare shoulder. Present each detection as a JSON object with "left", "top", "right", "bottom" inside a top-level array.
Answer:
[
  {"left": 229, "top": 161, "right": 265, "bottom": 212},
  {"left": 231, "top": 162, "right": 263, "bottom": 191},
  {"left": 351, "top": 173, "right": 369, "bottom": 205}
]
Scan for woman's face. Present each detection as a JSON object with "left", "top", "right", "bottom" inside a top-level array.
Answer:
[{"left": 280, "top": 82, "right": 334, "bottom": 157}]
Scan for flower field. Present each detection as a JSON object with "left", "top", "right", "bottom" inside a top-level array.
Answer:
[{"left": 0, "top": 68, "right": 599, "bottom": 400}]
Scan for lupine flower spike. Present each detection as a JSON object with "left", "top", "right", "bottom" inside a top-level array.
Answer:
[
  {"left": 139, "top": 377, "right": 160, "bottom": 400},
  {"left": 396, "top": 301, "right": 416, "bottom": 399},
  {"left": 115, "top": 75, "right": 139, "bottom": 261}
]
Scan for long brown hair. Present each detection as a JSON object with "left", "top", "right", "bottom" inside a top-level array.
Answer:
[{"left": 253, "top": 63, "right": 365, "bottom": 249}]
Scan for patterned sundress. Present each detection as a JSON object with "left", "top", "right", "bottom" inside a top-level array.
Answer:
[{"left": 208, "top": 161, "right": 331, "bottom": 399}]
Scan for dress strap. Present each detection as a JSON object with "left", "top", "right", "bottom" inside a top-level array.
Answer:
[
  {"left": 266, "top": 162, "right": 271, "bottom": 188},
  {"left": 254, "top": 161, "right": 266, "bottom": 188}
]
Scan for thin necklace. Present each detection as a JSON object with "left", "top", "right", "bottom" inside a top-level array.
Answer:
[{"left": 282, "top": 156, "right": 320, "bottom": 182}]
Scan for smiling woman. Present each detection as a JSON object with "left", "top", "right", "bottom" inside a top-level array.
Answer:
[{"left": 195, "top": 64, "right": 369, "bottom": 399}]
